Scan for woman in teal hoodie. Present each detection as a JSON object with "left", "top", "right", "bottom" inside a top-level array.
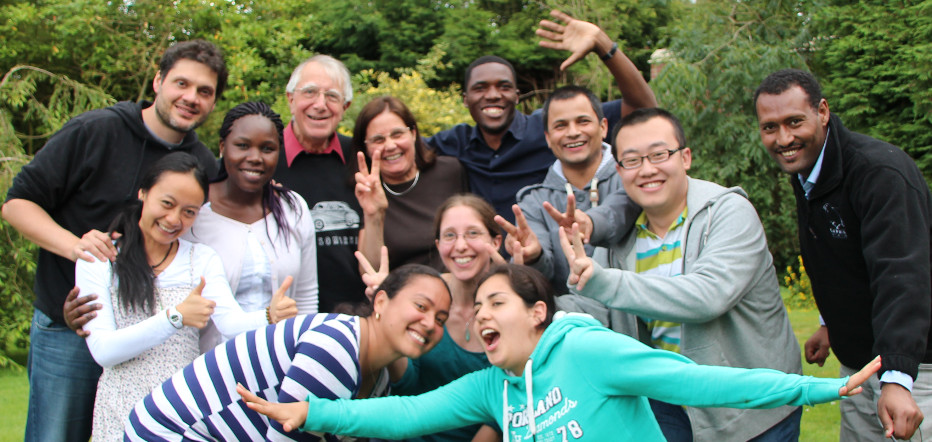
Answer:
[{"left": 239, "top": 264, "right": 879, "bottom": 441}]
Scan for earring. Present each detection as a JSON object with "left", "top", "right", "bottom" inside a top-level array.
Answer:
[
  {"left": 465, "top": 319, "right": 471, "bottom": 342},
  {"left": 375, "top": 312, "right": 381, "bottom": 320}
]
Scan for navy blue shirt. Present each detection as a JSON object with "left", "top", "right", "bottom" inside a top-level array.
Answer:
[{"left": 427, "top": 100, "right": 622, "bottom": 224}]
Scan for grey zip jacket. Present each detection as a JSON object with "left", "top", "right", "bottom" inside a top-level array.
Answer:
[{"left": 573, "top": 177, "right": 802, "bottom": 441}]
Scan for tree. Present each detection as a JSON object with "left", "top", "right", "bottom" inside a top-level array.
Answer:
[
  {"left": 809, "top": 0, "right": 932, "bottom": 183},
  {"left": 650, "top": 0, "right": 814, "bottom": 269}
]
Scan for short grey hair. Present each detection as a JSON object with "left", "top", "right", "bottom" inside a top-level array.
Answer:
[{"left": 285, "top": 54, "right": 353, "bottom": 103}]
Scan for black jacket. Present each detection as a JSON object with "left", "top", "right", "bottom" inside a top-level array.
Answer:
[
  {"left": 6, "top": 101, "right": 218, "bottom": 324},
  {"left": 794, "top": 113, "right": 932, "bottom": 379}
]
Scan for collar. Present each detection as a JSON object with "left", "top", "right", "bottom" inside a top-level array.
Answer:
[
  {"left": 467, "top": 111, "right": 528, "bottom": 147},
  {"left": 551, "top": 143, "right": 613, "bottom": 188},
  {"left": 797, "top": 127, "right": 830, "bottom": 196},
  {"left": 284, "top": 122, "right": 345, "bottom": 166},
  {"left": 636, "top": 207, "right": 688, "bottom": 240}
]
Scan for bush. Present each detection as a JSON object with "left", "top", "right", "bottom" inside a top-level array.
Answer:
[
  {"left": 782, "top": 255, "right": 816, "bottom": 312},
  {"left": 0, "top": 150, "right": 36, "bottom": 368}
]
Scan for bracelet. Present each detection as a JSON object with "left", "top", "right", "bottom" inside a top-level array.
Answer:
[
  {"left": 600, "top": 42, "right": 618, "bottom": 61},
  {"left": 266, "top": 306, "right": 272, "bottom": 324}
]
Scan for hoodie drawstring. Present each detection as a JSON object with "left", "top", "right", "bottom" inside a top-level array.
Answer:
[
  {"left": 502, "top": 358, "right": 537, "bottom": 442},
  {"left": 524, "top": 358, "right": 536, "bottom": 439},
  {"left": 503, "top": 380, "right": 510, "bottom": 442}
]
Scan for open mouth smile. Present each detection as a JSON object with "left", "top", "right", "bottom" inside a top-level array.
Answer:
[{"left": 481, "top": 328, "right": 500, "bottom": 350}]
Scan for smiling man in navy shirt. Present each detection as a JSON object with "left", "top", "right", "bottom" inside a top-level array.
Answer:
[{"left": 427, "top": 10, "right": 656, "bottom": 224}]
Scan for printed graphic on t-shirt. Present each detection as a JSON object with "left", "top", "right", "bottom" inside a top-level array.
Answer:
[
  {"left": 311, "top": 201, "right": 360, "bottom": 232},
  {"left": 506, "top": 386, "right": 583, "bottom": 441}
]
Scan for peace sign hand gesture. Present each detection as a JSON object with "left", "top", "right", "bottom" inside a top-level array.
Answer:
[
  {"left": 558, "top": 223, "right": 594, "bottom": 290},
  {"left": 494, "top": 204, "right": 542, "bottom": 265},
  {"left": 543, "top": 192, "right": 594, "bottom": 243},
  {"left": 355, "top": 150, "right": 388, "bottom": 217},
  {"left": 356, "top": 247, "right": 389, "bottom": 302}
]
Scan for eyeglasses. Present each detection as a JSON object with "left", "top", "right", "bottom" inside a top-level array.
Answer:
[
  {"left": 439, "top": 229, "right": 489, "bottom": 244},
  {"left": 617, "top": 146, "right": 686, "bottom": 170},
  {"left": 297, "top": 86, "right": 344, "bottom": 104},
  {"left": 365, "top": 127, "right": 412, "bottom": 147}
]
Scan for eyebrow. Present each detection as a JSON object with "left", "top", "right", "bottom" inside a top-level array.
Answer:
[
  {"left": 621, "top": 141, "right": 670, "bottom": 155},
  {"left": 474, "top": 292, "right": 504, "bottom": 308}
]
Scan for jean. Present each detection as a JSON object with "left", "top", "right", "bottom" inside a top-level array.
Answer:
[
  {"left": 649, "top": 399, "right": 693, "bottom": 442},
  {"left": 25, "top": 308, "right": 102, "bottom": 442},
  {"left": 748, "top": 406, "right": 801, "bottom": 442}
]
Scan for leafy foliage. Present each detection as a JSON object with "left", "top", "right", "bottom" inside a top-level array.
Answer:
[
  {"left": 782, "top": 256, "right": 816, "bottom": 311},
  {"left": 809, "top": 0, "right": 932, "bottom": 183},
  {"left": 650, "top": 0, "right": 811, "bottom": 269},
  {"left": 0, "top": 66, "right": 115, "bottom": 367},
  {"left": 344, "top": 46, "right": 472, "bottom": 137}
]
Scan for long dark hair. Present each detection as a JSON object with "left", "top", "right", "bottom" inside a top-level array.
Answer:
[
  {"left": 352, "top": 96, "right": 436, "bottom": 174},
  {"left": 215, "top": 101, "right": 299, "bottom": 247},
  {"left": 109, "top": 152, "right": 209, "bottom": 313}
]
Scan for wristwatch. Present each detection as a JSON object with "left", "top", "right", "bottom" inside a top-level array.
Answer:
[
  {"left": 600, "top": 42, "right": 619, "bottom": 61},
  {"left": 166, "top": 306, "right": 184, "bottom": 329}
]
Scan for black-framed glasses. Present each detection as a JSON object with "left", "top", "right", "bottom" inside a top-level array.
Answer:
[{"left": 617, "top": 146, "right": 686, "bottom": 170}]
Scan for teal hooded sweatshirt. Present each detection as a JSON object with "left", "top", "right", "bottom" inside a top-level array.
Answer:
[{"left": 299, "top": 313, "right": 847, "bottom": 441}]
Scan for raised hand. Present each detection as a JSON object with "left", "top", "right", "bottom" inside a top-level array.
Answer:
[
  {"left": 355, "top": 150, "right": 388, "bottom": 217},
  {"left": 558, "top": 223, "right": 594, "bottom": 290},
  {"left": 72, "top": 229, "right": 120, "bottom": 262},
  {"left": 494, "top": 204, "right": 542, "bottom": 264},
  {"left": 536, "top": 10, "right": 611, "bottom": 71},
  {"left": 63, "top": 286, "right": 101, "bottom": 338},
  {"left": 356, "top": 247, "right": 389, "bottom": 302},
  {"left": 488, "top": 242, "right": 512, "bottom": 266},
  {"left": 237, "top": 383, "right": 309, "bottom": 433},
  {"left": 176, "top": 276, "right": 215, "bottom": 328},
  {"left": 268, "top": 276, "right": 297, "bottom": 323},
  {"left": 543, "top": 193, "right": 594, "bottom": 243}
]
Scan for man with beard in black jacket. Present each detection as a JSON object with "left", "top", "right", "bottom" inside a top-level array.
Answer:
[{"left": 2, "top": 40, "right": 225, "bottom": 442}]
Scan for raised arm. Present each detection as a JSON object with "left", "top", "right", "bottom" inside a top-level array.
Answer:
[
  {"left": 537, "top": 9, "right": 657, "bottom": 117},
  {"left": 356, "top": 150, "right": 389, "bottom": 271}
]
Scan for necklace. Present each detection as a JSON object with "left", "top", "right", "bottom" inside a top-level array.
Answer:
[
  {"left": 382, "top": 171, "right": 420, "bottom": 197},
  {"left": 151, "top": 241, "right": 175, "bottom": 269}
]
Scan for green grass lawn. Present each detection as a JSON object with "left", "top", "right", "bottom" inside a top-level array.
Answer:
[
  {"left": 0, "top": 308, "right": 842, "bottom": 441},
  {"left": 0, "top": 367, "right": 28, "bottom": 442}
]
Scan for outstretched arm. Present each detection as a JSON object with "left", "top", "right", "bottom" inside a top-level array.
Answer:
[{"left": 537, "top": 9, "right": 657, "bottom": 117}]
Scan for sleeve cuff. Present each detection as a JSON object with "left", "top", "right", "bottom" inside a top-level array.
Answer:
[{"left": 880, "top": 370, "right": 913, "bottom": 392}]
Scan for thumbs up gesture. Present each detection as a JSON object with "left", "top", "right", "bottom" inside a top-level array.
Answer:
[
  {"left": 177, "top": 277, "right": 215, "bottom": 328},
  {"left": 268, "top": 276, "right": 297, "bottom": 324}
]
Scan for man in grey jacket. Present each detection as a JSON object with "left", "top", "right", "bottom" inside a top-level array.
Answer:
[
  {"left": 497, "top": 85, "right": 639, "bottom": 294},
  {"left": 560, "top": 107, "right": 802, "bottom": 441}
]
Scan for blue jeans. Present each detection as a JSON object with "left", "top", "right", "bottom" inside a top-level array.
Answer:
[
  {"left": 26, "top": 308, "right": 102, "bottom": 442},
  {"left": 748, "top": 406, "right": 802, "bottom": 442},
  {"left": 649, "top": 399, "right": 693, "bottom": 442}
]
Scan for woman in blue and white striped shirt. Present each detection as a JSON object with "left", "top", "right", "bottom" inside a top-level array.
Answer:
[{"left": 124, "top": 264, "right": 451, "bottom": 441}]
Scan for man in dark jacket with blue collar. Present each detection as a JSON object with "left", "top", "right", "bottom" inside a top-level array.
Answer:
[
  {"left": 755, "top": 68, "right": 930, "bottom": 440},
  {"left": 2, "top": 40, "right": 225, "bottom": 442}
]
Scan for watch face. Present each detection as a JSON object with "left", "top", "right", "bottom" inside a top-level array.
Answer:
[{"left": 170, "top": 314, "right": 181, "bottom": 322}]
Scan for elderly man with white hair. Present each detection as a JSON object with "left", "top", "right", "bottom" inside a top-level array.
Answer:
[{"left": 273, "top": 55, "right": 367, "bottom": 312}]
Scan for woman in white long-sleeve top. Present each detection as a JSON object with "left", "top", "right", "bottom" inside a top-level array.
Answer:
[
  {"left": 185, "top": 102, "right": 318, "bottom": 351},
  {"left": 77, "top": 152, "right": 297, "bottom": 441}
]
